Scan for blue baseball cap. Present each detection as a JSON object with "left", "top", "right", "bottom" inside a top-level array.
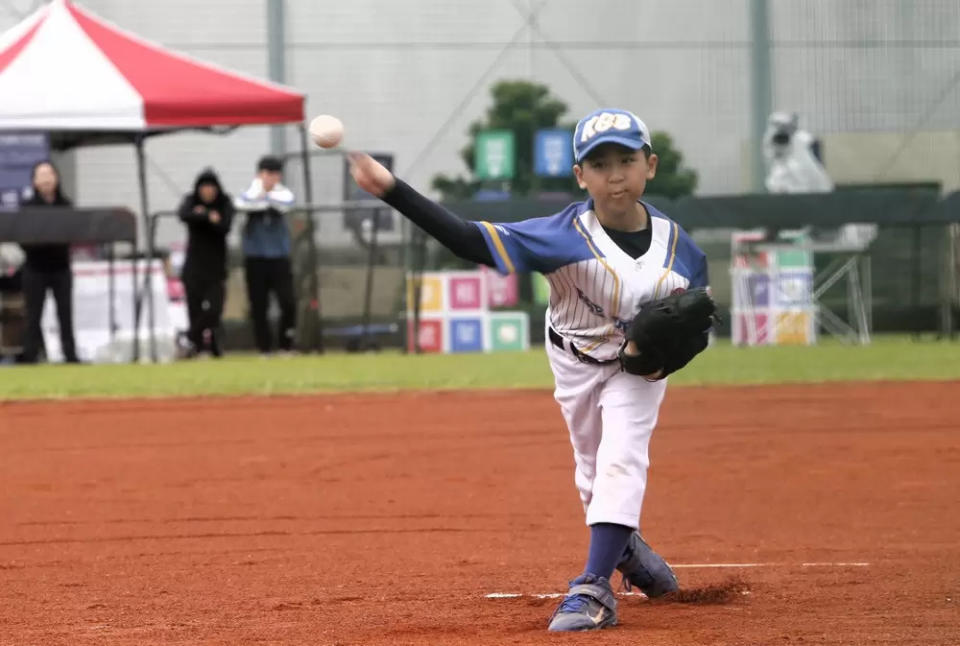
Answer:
[{"left": 573, "top": 108, "right": 652, "bottom": 163}]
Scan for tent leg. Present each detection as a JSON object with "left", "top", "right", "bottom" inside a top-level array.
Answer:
[
  {"left": 131, "top": 242, "right": 139, "bottom": 362},
  {"left": 411, "top": 229, "right": 427, "bottom": 354},
  {"left": 360, "top": 212, "right": 380, "bottom": 349},
  {"left": 299, "top": 123, "right": 324, "bottom": 353},
  {"left": 108, "top": 243, "right": 115, "bottom": 342},
  {"left": 135, "top": 136, "right": 157, "bottom": 362}
]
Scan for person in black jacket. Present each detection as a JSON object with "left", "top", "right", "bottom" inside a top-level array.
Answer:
[
  {"left": 18, "top": 160, "right": 80, "bottom": 364},
  {"left": 177, "top": 169, "right": 234, "bottom": 357}
]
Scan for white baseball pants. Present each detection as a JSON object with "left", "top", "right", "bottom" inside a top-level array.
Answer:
[{"left": 546, "top": 332, "right": 667, "bottom": 528}]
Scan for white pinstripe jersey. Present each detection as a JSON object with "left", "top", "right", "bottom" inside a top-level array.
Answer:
[{"left": 475, "top": 199, "right": 708, "bottom": 361}]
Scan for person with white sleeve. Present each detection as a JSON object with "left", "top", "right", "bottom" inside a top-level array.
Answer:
[{"left": 235, "top": 156, "right": 297, "bottom": 355}]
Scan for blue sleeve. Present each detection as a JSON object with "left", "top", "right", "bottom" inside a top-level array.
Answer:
[
  {"left": 473, "top": 207, "right": 595, "bottom": 275},
  {"left": 690, "top": 252, "right": 709, "bottom": 288},
  {"left": 673, "top": 224, "right": 709, "bottom": 288},
  {"left": 474, "top": 220, "right": 537, "bottom": 275}
]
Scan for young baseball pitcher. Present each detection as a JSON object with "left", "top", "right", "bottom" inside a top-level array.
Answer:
[{"left": 348, "top": 108, "right": 714, "bottom": 632}]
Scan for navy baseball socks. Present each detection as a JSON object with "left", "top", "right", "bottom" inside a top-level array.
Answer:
[
  {"left": 548, "top": 524, "right": 679, "bottom": 631},
  {"left": 585, "top": 523, "right": 634, "bottom": 579}
]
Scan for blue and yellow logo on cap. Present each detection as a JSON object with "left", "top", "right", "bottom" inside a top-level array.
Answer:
[{"left": 573, "top": 109, "right": 651, "bottom": 163}]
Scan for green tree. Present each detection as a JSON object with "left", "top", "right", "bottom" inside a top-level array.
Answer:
[
  {"left": 646, "top": 131, "right": 698, "bottom": 198},
  {"left": 431, "top": 80, "right": 698, "bottom": 201},
  {"left": 432, "top": 80, "right": 578, "bottom": 200}
]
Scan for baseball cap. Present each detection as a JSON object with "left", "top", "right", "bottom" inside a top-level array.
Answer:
[{"left": 573, "top": 108, "right": 652, "bottom": 163}]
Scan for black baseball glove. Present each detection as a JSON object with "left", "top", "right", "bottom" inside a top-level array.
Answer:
[{"left": 618, "top": 288, "right": 717, "bottom": 378}]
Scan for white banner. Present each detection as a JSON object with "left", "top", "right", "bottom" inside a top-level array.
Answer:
[{"left": 42, "top": 260, "right": 177, "bottom": 363}]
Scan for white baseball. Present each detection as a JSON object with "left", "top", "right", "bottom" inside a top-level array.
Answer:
[{"left": 309, "top": 114, "right": 344, "bottom": 148}]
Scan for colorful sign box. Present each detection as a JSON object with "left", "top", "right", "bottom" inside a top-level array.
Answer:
[
  {"left": 449, "top": 317, "right": 484, "bottom": 353},
  {"left": 488, "top": 311, "right": 529, "bottom": 351},
  {"left": 406, "top": 312, "right": 530, "bottom": 353},
  {"left": 731, "top": 230, "right": 816, "bottom": 346},
  {"left": 732, "top": 312, "right": 770, "bottom": 346},
  {"left": 775, "top": 271, "right": 813, "bottom": 307},
  {"left": 406, "top": 270, "right": 529, "bottom": 353},
  {"left": 449, "top": 275, "right": 483, "bottom": 310},
  {"left": 407, "top": 317, "right": 444, "bottom": 353},
  {"left": 409, "top": 270, "right": 520, "bottom": 311},
  {"left": 480, "top": 266, "right": 518, "bottom": 308},
  {"left": 774, "top": 311, "right": 814, "bottom": 345},
  {"left": 406, "top": 274, "right": 445, "bottom": 313},
  {"left": 747, "top": 274, "right": 770, "bottom": 307},
  {"left": 408, "top": 272, "right": 488, "bottom": 313}
]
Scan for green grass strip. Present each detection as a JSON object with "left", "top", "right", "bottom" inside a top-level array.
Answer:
[{"left": 0, "top": 335, "right": 957, "bottom": 401}]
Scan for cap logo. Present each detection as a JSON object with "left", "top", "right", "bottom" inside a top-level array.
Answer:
[{"left": 580, "top": 112, "right": 634, "bottom": 143}]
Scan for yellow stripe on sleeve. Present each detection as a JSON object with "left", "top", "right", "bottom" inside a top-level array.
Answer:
[{"left": 479, "top": 221, "right": 516, "bottom": 274}]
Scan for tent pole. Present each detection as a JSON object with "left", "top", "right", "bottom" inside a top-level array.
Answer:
[
  {"left": 135, "top": 135, "right": 156, "bottom": 362},
  {"left": 299, "top": 123, "right": 314, "bottom": 208},
  {"left": 108, "top": 242, "right": 115, "bottom": 342},
  {"left": 131, "top": 242, "right": 138, "bottom": 362},
  {"left": 299, "top": 123, "right": 323, "bottom": 353}
]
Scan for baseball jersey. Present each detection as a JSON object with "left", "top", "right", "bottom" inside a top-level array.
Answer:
[{"left": 475, "top": 200, "right": 708, "bottom": 361}]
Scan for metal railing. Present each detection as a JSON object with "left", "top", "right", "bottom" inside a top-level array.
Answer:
[{"left": 144, "top": 199, "right": 398, "bottom": 361}]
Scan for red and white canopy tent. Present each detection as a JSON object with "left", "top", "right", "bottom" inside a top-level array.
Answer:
[
  {"left": 0, "top": 0, "right": 311, "bottom": 360},
  {"left": 0, "top": 0, "right": 304, "bottom": 133}
]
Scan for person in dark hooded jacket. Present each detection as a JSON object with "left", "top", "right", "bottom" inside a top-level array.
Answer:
[{"left": 177, "top": 169, "right": 234, "bottom": 357}]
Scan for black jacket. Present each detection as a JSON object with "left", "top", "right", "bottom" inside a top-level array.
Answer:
[
  {"left": 20, "top": 191, "right": 73, "bottom": 273},
  {"left": 178, "top": 170, "right": 235, "bottom": 281}
]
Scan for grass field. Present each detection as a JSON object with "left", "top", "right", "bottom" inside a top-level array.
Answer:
[{"left": 1, "top": 335, "right": 958, "bottom": 401}]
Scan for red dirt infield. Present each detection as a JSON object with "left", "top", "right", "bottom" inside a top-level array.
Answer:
[{"left": 1, "top": 381, "right": 958, "bottom": 645}]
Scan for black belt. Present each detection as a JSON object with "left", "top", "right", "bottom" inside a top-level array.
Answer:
[{"left": 549, "top": 326, "right": 619, "bottom": 366}]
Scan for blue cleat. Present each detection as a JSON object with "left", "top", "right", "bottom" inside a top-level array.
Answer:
[
  {"left": 547, "top": 573, "right": 617, "bottom": 632},
  {"left": 616, "top": 531, "right": 679, "bottom": 597}
]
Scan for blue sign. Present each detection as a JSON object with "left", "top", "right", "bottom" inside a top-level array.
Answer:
[
  {"left": 776, "top": 271, "right": 813, "bottom": 307},
  {"left": 747, "top": 274, "right": 770, "bottom": 307},
  {"left": 534, "top": 129, "right": 573, "bottom": 177},
  {"left": 0, "top": 132, "right": 49, "bottom": 210},
  {"left": 449, "top": 318, "right": 484, "bottom": 353}
]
